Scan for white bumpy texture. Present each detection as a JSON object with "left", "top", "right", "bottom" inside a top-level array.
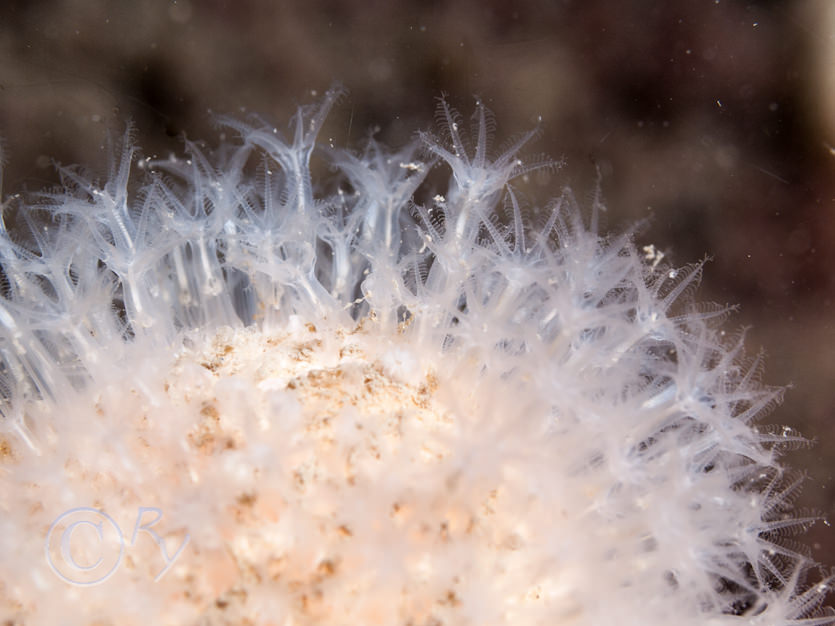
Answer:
[{"left": 0, "top": 87, "right": 832, "bottom": 625}]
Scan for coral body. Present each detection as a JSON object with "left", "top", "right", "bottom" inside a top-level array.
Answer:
[{"left": 0, "top": 89, "right": 832, "bottom": 625}]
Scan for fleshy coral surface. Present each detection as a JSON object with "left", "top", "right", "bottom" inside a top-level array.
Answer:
[{"left": 0, "top": 90, "right": 832, "bottom": 625}]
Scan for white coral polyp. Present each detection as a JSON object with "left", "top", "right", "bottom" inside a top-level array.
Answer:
[{"left": 0, "top": 88, "right": 832, "bottom": 625}]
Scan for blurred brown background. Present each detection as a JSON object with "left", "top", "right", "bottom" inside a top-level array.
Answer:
[{"left": 1, "top": 0, "right": 834, "bottom": 564}]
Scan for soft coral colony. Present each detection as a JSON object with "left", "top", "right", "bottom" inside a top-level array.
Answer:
[{"left": 0, "top": 87, "right": 832, "bottom": 625}]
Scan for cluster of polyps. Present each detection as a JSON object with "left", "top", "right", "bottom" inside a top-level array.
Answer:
[{"left": 0, "top": 88, "right": 832, "bottom": 625}]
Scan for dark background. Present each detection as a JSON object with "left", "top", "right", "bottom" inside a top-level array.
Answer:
[{"left": 1, "top": 0, "right": 834, "bottom": 565}]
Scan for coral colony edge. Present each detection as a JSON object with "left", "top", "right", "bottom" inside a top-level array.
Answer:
[{"left": 0, "top": 87, "right": 832, "bottom": 625}]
